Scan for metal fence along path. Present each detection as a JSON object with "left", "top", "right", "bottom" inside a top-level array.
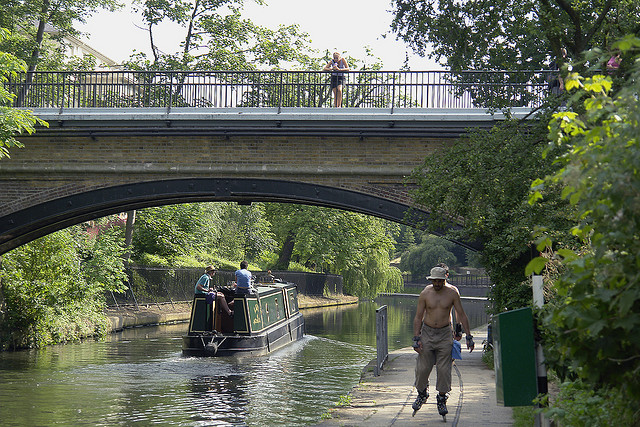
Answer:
[{"left": 108, "top": 266, "right": 344, "bottom": 308}]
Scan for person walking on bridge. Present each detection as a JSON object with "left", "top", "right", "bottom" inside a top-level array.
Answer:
[{"left": 411, "top": 266, "right": 475, "bottom": 417}]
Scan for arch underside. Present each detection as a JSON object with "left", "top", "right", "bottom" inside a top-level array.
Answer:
[{"left": 0, "top": 178, "right": 481, "bottom": 255}]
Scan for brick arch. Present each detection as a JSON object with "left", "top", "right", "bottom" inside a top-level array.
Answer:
[{"left": 0, "top": 178, "right": 480, "bottom": 255}]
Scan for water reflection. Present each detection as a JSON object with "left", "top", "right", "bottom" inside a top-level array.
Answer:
[
  {"left": 188, "top": 373, "right": 248, "bottom": 425},
  {"left": 0, "top": 296, "right": 489, "bottom": 426},
  {"left": 307, "top": 296, "right": 489, "bottom": 351}
]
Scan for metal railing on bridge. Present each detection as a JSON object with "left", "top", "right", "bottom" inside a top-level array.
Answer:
[{"left": 6, "top": 70, "right": 553, "bottom": 110}]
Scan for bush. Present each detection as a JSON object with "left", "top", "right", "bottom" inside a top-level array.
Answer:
[
  {"left": 530, "top": 39, "right": 640, "bottom": 403},
  {"left": 481, "top": 345, "right": 494, "bottom": 369},
  {"left": 546, "top": 380, "right": 639, "bottom": 426},
  {"left": 0, "top": 230, "right": 112, "bottom": 349},
  {"left": 135, "top": 253, "right": 170, "bottom": 267}
]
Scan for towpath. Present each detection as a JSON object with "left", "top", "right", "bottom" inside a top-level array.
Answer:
[{"left": 316, "top": 326, "right": 513, "bottom": 426}]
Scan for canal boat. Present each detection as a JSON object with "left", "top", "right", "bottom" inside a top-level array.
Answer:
[{"left": 182, "top": 281, "right": 305, "bottom": 357}]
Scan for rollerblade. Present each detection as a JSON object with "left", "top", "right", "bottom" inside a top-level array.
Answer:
[
  {"left": 436, "top": 393, "right": 448, "bottom": 421},
  {"left": 411, "top": 389, "right": 428, "bottom": 416}
]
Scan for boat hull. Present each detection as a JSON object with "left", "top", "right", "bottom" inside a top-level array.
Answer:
[
  {"left": 182, "top": 281, "right": 305, "bottom": 357},
  {"left": 182, "top": 311, "right": 305, "bottom": 357}
]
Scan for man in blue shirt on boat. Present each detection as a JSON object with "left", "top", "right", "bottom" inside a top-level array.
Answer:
[
  {"left": 195, "top": 265, "right": 233, "bottom": 316},
  {"left": 235, "top": 260, "right": 253, "bottom": 294}
]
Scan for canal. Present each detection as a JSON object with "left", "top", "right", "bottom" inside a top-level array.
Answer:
[{"left": 0, "top": 295, "right": 489, "bottom": 426}]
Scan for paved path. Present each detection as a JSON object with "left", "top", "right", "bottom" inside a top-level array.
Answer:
[{"left": 317, "top": 326, "right": 513, "bottom": 426}]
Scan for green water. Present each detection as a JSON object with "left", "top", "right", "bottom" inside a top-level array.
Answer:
[{"left": 0, "top": 296, "right": 488, "bottom": 426}]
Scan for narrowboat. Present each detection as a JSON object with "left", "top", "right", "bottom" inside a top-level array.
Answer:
[{"left": 182, "top": 281, "right": 305, "bottom": 357}]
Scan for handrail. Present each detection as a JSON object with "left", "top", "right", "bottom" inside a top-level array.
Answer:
[
  {"left": 375, "top": 305, "right": 389, "bottom": 376},
  {"left": 5, "top": 70, "right": 554, "bottom": 110}
]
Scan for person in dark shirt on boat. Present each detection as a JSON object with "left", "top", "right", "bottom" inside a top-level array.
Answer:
[
  {"left": 265, "top": 270, "right": 275, "bottom": 282},
  {"left": 235, "top": 260, "right": 253, "bottom": 294},
  {"left": 195, "top": 265, "right": 233, "bottom": 316}
]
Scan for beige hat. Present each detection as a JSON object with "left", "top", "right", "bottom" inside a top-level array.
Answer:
[
  {"left": 205, "top": 265, "right": 216, "bottom": 273},
  {"left": 427, "top": 266, "right": 447, "bottom": 280}
]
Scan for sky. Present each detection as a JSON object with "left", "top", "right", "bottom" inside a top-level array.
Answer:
[{"left": 78, "top": 0, "right": 442, "bottom": 70}]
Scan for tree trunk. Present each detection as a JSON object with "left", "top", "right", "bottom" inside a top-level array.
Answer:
[
  {"left": 275, "top": 230, "right": 296, "bottom": 270},
  {"left": 124, "top": 210, "right": 136, "bottom": 264},
  {"left": 0, "top": 256, "right": 5, "bottom": 327},
  {"left": 15, "top": 9, "right": 48, "bottom": 106}
]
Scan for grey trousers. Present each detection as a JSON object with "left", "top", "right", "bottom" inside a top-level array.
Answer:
[{"left": 414, "top": 323, "right": 453, "bottom": 393}]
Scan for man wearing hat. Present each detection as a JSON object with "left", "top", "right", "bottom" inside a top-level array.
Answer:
[
  {"left": 195, "top": 265, "right": 233, "bottom": 316},
  {"left": 411, "top": 265, "right": 475, "bottom": 417}
]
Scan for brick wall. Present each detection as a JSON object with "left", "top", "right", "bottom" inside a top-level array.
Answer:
[{"left": 0, "top": 133, "right": 450, "bottom": 215}]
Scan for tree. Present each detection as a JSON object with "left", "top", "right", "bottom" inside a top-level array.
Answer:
[
  {"left": 0, "top": 28, "right": 47, "bottom": 158},
  {"left": 407, "top": 113, "right": 576, "bottom": 311},
  {"left": 390, "top": 0, "right": 640, "bottom": 71},
  {"left": 528, "top": 37, "right": 640, "bottom": 409},
  {"left": 73, "top": 218, "right": 129, "bottom": 293},
  {"left": 388, "top": 0, "right": 638, "bottom": 310},
  {"left": 391, "top": 224, "right": 418, "bottom": 257},
  {"left": 215, "top": 203, "right": 276, "bottom": 262},
  {"left": 132, "top": 203, "right": 218, "bottom": 260},
  {"left": 127, "top": 0, "right": 312, "bottom": 71},
  {"left": 124, "top": 1, "right": 395, "bottom": 109},
  {"left": 0, "top": 229, "right": 113, "bottom": 349},
  {"left": 265, "top": 204, "right": 403, "bottom": 297},
  {"left": 0, "top": 0, "right": 120, "bottom": 67},
  {"left": 399, "top": 234, "right": 457, "bottom": 279},
  {"left": 0, "top": 0, "right": 121, "bottom": 104}
]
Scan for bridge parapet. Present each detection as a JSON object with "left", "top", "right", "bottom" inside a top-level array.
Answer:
[{"left": 25, "top": 106, "right": 534, "bottom": 138}]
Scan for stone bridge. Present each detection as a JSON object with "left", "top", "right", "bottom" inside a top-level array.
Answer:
[{"left": 1, "top": 70, "right": 546, "bottom": 254}]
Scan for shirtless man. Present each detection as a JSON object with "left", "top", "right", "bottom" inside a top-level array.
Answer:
[
  {"left": 436, "top": 262, "right": 463, "bottom": 337},
  {"left": 411, "top": 266, "right": 475, "bottom": 416}
]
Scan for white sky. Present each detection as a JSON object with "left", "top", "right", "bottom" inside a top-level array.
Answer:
[{"left": 78, "top": 0, "right": 442, "bottom": 70}]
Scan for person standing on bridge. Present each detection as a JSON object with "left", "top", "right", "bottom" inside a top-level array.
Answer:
[
  {"left": 195, "top": 265, "right": 233, "bottom": 316},
  {"left": 548, "top": 47, "right": 567, "bottom": 95},
  {"left": 323, "top": 52, "right": 350, "bottom": 107},
  {"left": 411, "top": 266, "right": 475, "bottom": 418}
]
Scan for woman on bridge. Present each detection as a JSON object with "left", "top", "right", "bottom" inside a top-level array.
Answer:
[{"left": 323, "top": 52, "right": 350, "bottom": 107}]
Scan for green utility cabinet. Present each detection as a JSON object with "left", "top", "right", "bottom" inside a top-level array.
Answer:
[{"left": 493, "top": 307, "right": 538, "bottom": 406}]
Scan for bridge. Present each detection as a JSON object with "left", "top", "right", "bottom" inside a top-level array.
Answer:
[{"left": 1, "top": 70, "right": 549, "bottom": 254}]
